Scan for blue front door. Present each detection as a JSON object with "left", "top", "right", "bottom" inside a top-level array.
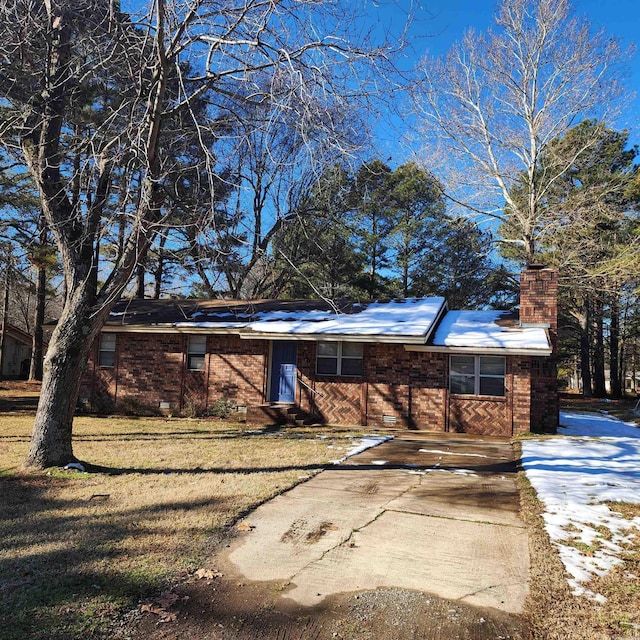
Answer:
[{"left": 270, "top": 341, "right": 297, "bottom": 403}]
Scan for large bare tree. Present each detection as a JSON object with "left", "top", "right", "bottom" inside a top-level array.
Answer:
[
  {"left": 0, "top": 0, "right": 401, "bottom": 468},
  {"left": 414, "top": 0, "right": 630, "bottom": 262}
]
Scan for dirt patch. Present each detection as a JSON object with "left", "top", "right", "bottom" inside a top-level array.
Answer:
[
  {"left": 127, "top": 571, "right": 528, "bottom": 640},
  {"left": 305, "top": 521, "right": 338, "bottom": 543}
]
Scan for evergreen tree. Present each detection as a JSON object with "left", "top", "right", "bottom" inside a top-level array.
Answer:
[{"left": 412, "top": 216, "right": 513, "bottom": 309}]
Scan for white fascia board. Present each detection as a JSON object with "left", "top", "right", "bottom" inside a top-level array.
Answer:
[
  {"left": 100, "top": 325, "right": 245, "bottom": 334},
  {"left": 100, "top": 325, "right": 430, "bottom": 344},
  {"left": 405, "top": 344, "right": 553, "bottom": 356},
  {"left": 237, "top": 331, "right": 428, "bottom": 344}
]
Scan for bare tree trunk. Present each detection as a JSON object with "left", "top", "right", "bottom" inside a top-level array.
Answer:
[
  {"left": 610, "top": 293, "right": 622, "bottom": 398},
  {"left": 402, "top": 250, "right": 409, "bottom": 298},
  {"left": 136, "top": 263, "right": 145, "bottom": 298},
  {"left": 578, "top": 305, "right": 593, "bottom": 397},
  {"left": 153, "top": 234, "right": 167, "bottom": 299},
  {"left": 29, "top": 217, "right": 48, "bottom": 381},
  {"left": 23, "top": 287, "right": 103, "bottom": 468},
  {"left": 29, "top": 263, "right": 46, "bottom": 381},
  {"left": 592, "top": 297, "right": 606, "bottom": 397},
  {"left": 0, "top": 264, "right": 10, "bottom": 379}
]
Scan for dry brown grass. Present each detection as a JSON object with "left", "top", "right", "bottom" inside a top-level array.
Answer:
[
  {"left": 560, "top": 394, "right": 640, "bottom": 426},
  {"left": 0, "top": 414, "right": 362, "bottom": 640},
  {"left": 518, "top": 467, "right": 640, "bottom": 639}
]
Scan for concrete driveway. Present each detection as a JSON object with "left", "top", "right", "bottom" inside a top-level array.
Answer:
[{"left": 227, "top": 435, "right": 529, "bottom": 615}]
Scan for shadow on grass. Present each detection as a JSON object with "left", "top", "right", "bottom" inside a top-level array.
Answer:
[
  {"left": 0, "top": 423, "right": 359, "bottom": 444},
  {"left": 0, "top": 475, "right": 231, "bottom": 640}
]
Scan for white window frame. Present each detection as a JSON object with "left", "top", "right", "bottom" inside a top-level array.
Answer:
[
  {"left": 98, "top": 333, "right": 116, "bottom": 368},
  {"left": 316, "top": 341, "right": 363, "bottom": 377},
  {"left": 449, "top": 355, "right": 506, "bottom": 397},
  {"left": 187, "top": 335, "right": 207, "bottom": 371}
]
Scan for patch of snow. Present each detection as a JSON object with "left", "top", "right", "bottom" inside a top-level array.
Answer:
[
  {"left": 63, "top": 462, "right": 86, "bottom": 472},
  {"left": 433, "top": 310, "right": 550, "bottom": 350},
  {"left": 371, "top": 460, "right": 388, "bottom": 465},
  {"left": 560, "top": 411, "right": 639, "bottom": 438},
  {"left": 330, "top": 435, "right": 393, "bottom": 464},
  {"left": 433, "top": 468, "right": 478, "bottom": 476},
  {"left": 418, "top": 448, "right": 492, "bottom": 458},
  {"left": 522, "top": 411, "right": 640, "bottom": 601}
]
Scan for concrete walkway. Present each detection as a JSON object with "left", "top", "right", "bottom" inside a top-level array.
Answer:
[{"left": 227, "top": 435, "right": 529, "bottom": 614}]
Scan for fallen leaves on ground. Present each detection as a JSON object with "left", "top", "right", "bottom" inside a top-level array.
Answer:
[
  {"left": 195, "top": 568, "right": 224, "bottom": 580},
  {"left": 140, "top": 590, "right": 188, "bottom": 623}
]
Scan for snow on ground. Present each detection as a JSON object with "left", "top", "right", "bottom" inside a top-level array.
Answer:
[
  {"left": 330, "top": 435, "right": 393, "bottom": 464},
  {"left": 521, "top": 411, "right": 640, "bottom": 601}
]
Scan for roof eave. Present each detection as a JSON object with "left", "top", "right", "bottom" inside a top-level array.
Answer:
[
  {"left": 405, "top": 344, "right": 553, "bottom": 356},
  {"left": 101, "top": 324, "right": 432, "bottom": 344},
  {"left": 101, "top": 324, "right": 245, "bottom": 334},
  {"left": 238, "top": 330, "right": 429, "bottom": 343}
]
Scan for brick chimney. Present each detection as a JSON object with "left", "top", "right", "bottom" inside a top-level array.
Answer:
[
  {"left": 519, "top": 265, "right": 558, "bottom": 350},
  {"left": 520, "top": 265, "right": 559, "bottom": 434}
]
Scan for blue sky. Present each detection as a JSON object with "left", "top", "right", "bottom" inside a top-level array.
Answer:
[{"left": 372, "top": 0, "right": 639, "bottom": 158}]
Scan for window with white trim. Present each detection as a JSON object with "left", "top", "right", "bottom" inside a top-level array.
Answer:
[
  {"left": 316, "top": 342, "right": 363, "bottom": 376},
  {"left": 187, "top": 335, "right": 206, "bottom": 371},
  {"left": 450, "top": 355, "right": 505, "bottom": 396},
  {"left": 98, "top": 334, "right": 116, "bottom": 368}
]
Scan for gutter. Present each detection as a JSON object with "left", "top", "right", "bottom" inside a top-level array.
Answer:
[
  {"left": 405, "top": 344, "right": 553, "bottom": 356},
  {"left": 100, "top": 323, "right": 436, "bottom": 344}
]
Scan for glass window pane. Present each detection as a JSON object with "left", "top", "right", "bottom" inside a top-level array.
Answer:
[
  {"left": 479, "top": 377, "right": 505, "bottom": 396},
  {"left": 450, "top": 355, "right": 475, "bottom": 375},
  {"left": 188, "top": 335, "right": 207, "bottom": 354},
  {"left": 99, "top": 351, "right": 115, "bottom": 368},
  {"left": 100, "top": 334, "right": 116, "bottom": 350},
  {"left": 317, "top": 342, "right": 338, "bottom": 357},
  {"left": 480, "top": 356, "right": 505, "bottom": 376},
  {"left": 450, "top": 375, "right": 475, "bottom": 395},
  {"left": 342, "top": 342, "right": 363, "bottom": 358},
  {"left": 188, "top": 354, "right": 205, "bottom": 371},
  {"left": 341, "top": 358, "right": 363, "bottom": 376},
  {"left": 317, "top": 357, "right": 338, "bottom": 375}
]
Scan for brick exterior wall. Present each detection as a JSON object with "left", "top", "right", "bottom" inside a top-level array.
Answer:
[
  {"left": 530, "top": 357, "right": 559, "bottom": 433},
  {"left": 82, "top": 328, "right": 552, "bottom": 435},
  {"left": 296, "top": 341, "right": 364, "bottom": 425},
  {"left": 82, "top": 333, "right": 267, "bottom": 415},
  {"left": 519, "top": 267, "right": 559, "bottom": 433},
  {"left": 448, "top": 397, "right": 507, "bottom": 436}
]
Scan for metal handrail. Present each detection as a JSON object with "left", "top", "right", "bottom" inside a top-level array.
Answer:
[{"left": 298, "top": 376, "right": 325, "bottom": 399}]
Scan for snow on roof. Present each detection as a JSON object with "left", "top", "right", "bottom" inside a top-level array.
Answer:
[
  {"left": 240, "top": 298, "right": 446, "bottom": 339},
  {"left": 433, "top": 310, "right": 550, "bottom": 350}
]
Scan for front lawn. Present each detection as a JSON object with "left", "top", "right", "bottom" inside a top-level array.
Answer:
[
  {"left": 520, "top": 410, "right": 640, "bottom": 639},
  {"left": 0, "top": 414, "right": 360, "bottom": 640}
]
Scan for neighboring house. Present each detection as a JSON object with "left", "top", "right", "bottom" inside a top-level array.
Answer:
[
  {"left": 81, "top": 266, "right": 558, "bottom": 435},
  {"left": 0, "top": 324, "right": 32, "bottom": 379}
]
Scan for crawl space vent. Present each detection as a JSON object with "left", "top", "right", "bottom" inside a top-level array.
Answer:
[{"left": 382, "top": 415, "right": 397, "bottom": 424}]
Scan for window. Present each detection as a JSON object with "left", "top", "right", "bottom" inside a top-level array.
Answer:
[
  {"left": 450, "top": 355, "right": 505, "bottom": 396},
  {"left": 187, "top": 335, "right": 206, "bottom": 371},
  {"left": 98, "top": 334, "right": 116, "bottom": 368},
  {"left": 316, "top": 341, "right": 363, "bottom": 376}
]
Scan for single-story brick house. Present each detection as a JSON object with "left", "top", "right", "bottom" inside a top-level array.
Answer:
[{"left": 80, "top": 266, "right": 558, "bottom": 435}]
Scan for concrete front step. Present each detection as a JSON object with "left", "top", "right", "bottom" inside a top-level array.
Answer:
[{"left": 246, "top": 403, "right": 321, "bottom": 426}]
